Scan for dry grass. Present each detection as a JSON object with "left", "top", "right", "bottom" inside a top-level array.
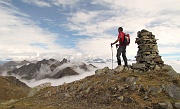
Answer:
[{"left": 0, "top": 76, "right": 30, "bottom": 102}]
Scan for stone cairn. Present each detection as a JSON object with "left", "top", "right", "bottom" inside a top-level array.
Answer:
[{"left": 132, "top": 29, "right": 164, "bottom": 71}]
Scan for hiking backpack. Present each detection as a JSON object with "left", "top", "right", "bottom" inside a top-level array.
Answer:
[
  {"left": 120, "top": 33, "right": 130, "bottom": 46},
  {"left": 124, "top": 33, "right": 130, "bottom": 45}
]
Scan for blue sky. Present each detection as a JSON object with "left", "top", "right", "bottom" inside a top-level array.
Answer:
[{"left": 0, "top": 0, "right": 180, "bottom": 61}]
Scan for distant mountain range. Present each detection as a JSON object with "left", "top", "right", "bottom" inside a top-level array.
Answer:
[
  {"left": 0, "top": 57, "right": 136, "bottom": 78},
  {"left": 0, "top": 58, "right": 97, "bottom": 80},
  {"left": 0, "top": 60, "right": 31, "bottom": 74}
]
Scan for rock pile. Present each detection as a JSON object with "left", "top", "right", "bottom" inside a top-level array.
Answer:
[{"left": 132, "top": 29, "right": 164, "bottom": 71}]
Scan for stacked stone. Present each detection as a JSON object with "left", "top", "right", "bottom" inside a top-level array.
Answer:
[{"left": 132, "top": 29, "right": 164, "bottom": 71}]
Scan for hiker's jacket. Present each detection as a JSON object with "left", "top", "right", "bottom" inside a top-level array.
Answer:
[{"left": 118, "top": 31, "right": 125, "bottom": 46}]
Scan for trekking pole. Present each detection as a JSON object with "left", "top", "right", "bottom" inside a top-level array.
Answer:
[{"left": 111, "top": 44, "right": 113, "bottom": 69}]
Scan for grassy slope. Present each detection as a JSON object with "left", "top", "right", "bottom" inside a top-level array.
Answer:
[{"left": 0, "top": 76, "right": 30, "bottom": 103}]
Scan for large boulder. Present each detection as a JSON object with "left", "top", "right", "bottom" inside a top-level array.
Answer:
[
  {"left": 163, "top": 83, "right": 180, "bottom": 100},
  {"left": 161, "top": 64, "right": 178, "bottom": 78},
  {"left": 114, "top": 65, "right": 124, "bottom": 72}
]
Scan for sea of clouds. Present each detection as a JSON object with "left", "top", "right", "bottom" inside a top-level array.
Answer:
[
  {"left": 20, "top": 60, "right": 180, "bottom": 87},
  {"left": 1, "top": 59, "right": 180, "bottom": 88}
]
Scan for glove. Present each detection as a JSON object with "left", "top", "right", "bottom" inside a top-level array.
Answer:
[{"left": 116, "top": 44, "right": 119, "bottom": 48}]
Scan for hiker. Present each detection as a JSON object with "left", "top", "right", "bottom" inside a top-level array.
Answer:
[{"left": 111, "top": 27, "right": 128, "bottom": 67}]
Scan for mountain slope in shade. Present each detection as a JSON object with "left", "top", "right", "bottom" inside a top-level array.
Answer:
[
  {"left": 0, "top": 76, "right": 30, "bottom": 102},
  {"left": 51, "top": 67, "right": 79, "bottom": 79}
]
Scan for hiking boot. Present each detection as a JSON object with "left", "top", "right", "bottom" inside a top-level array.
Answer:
[
  {"left": 124, "top": 65, "right": 128, "bottom": 68},
  {"left": 118, "top": 59, "right": 121, "bottom": 65},
  {"left": 124, "top": 65, "right": 129, "bottom": 71}
]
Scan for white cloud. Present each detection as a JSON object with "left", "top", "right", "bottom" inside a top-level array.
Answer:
[
  {"left": 21, "top": 0, "right": 51, "bottom": 7},
  {"left": 50, "top": 0, "right": 81, "bottom": 7},
  {"left": 147, "top": 26, "right": 180, "bottom": 45},
  {"left": 158, "top": 45, "right": 180, "bottom": 55},
  {"left": 68, "top": 11, "right": 99, "bottom": 24},
  {"left": 77, "top": 37, "right": 112, "bottom": 54},
  {"left": 0, "top": 1, "right": 76, "bottom": 60},
  {"left": 76, "top": 36, "right": 137, "bottom": 61},
  {"left": 92, "top": 0, "right": 180, "bottom": 11},
  {"left": 21, "top": 0, "right": 82, "bottom": 8},
  {"left": 20, "top": 0, "right": 83, "bottom": 9},
  {"left": 20, "top": 69, "right": 96, "bottom": 87},
  {"left": 66, "top": 10, "right": 121, "bottom": 37}
]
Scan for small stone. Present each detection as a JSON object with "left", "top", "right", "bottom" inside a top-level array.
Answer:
[
  {"left": 174, "top": 102, "right": 180, "bottom": 109},
  {"left": 117, "top": 96, "right": 124, "bottom": 101},
  {"left": 129, "top": 84, "right": 136, "bottom": 90},
  {"left": 123, "top": 96, "right": 134, "bottom": 103},
  {"left": 114, "top": 65, "right": 124, "bottom": 72},
  {"left": 154, "top": 65, "right": 161, "bottom": 71},
  {"left": 85, "top": 86, "right": 93, "bottom": 93},
  {"left": 125, "top": 77, "right": 139, "bottom": 85},
  {"left": 143, "top": 96, "right": 149, "bottom": 100},
  {"left": 148, "top": 86, "right": 162, "bottom": 95},
  {"left": 95, "top": 69, "right": 103, "bottom": 75},
  {"left": 165, "top": 101, "right": 173, "bottom": 109},
  {"left": 132, "top": 63, "right": 146, "bottom": 69},
  {"left": 152, "top": 104, "right": 160, "bottom": 109},
  {"left": 95, "top": 67, "right": 110, "bottom": 75},
  {"left": 158, "top": 103, "right": 166, "bottom": 109},
  {"left": 64, "top": 93, "right": 70, "bottom": 98}
]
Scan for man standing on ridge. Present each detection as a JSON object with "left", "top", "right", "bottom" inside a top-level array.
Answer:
[{"left": 111, "top": 27, "right": 128, "bottom": 67}]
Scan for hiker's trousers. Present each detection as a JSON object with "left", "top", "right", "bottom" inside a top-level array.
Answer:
[{"left": 116, "top": 45, "right": 128, "bottom": 66}]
